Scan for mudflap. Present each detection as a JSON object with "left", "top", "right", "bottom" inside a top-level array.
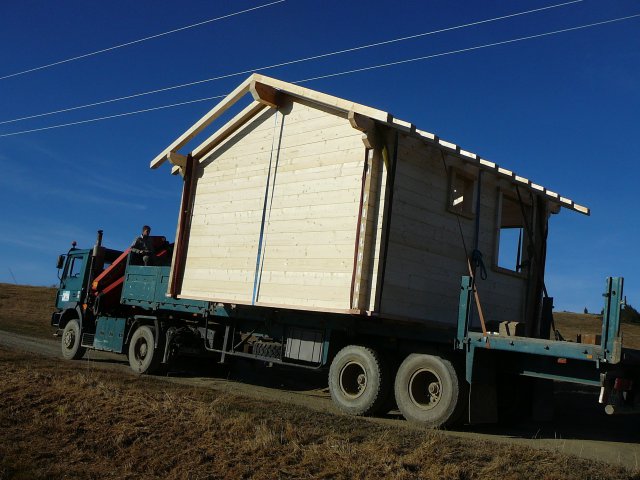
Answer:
[{"left": 531, "top": 378, "right": 554, "bottom": 422}]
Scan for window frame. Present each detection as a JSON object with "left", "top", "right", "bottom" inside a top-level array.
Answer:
[
  {"left": 67, "top": 255, "right": 84, "bottom": 279},
  {"left": 492, "top": 188, "right": 534, "bottom": 278},
  {"left": 447, "top": 167, "right": 477, "bottom": 219}
]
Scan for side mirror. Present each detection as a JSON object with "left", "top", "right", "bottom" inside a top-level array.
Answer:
[{"left": 56, "top": 255, "right": 65, "bottom": 270}]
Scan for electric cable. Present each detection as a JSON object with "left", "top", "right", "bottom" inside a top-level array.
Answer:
[
  {"left": 0, "top": 95, "right": 226, "bottom": 137},
  {"left": 291, "top": 13, "right": 640, "bottom": 84},
  {"left": 1, "top": 12, "right": 638, "bottom": 138},
  {"left": 0, "top": 0, "right": 285, "bottom": 81},
  {"left": 0, "top": 0, "right": 582, "bottom": 126}
]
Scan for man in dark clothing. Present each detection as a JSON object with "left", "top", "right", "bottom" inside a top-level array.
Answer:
[{"left": 131, "top": 225, "right": 155, "bottom": 266}]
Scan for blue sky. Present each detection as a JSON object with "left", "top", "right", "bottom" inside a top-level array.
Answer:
[{"left": 0, "top": 0, "right": 638, "bottom": 313}]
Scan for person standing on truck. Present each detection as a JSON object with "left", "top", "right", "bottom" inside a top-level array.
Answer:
[{"left": 131, "top": 225, "right": 155, "bottom": 266}]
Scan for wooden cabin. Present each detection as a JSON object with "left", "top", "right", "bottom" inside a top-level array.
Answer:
[{"left": 150, "top": 74, "right": 588, "bottom": 337}]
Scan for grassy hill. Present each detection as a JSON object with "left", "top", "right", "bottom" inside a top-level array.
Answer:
[
  {"left": 554, "top": 311, "right": 640, "bottom": 349},
  {"left": 0, "top": 283, "right": 57, "bottom": 339}
]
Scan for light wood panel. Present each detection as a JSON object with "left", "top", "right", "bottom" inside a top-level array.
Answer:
[
  {"left": 180, "top": 98, "right": 366, "bottom": 310},
  {"left": 380, "top": 135, "right": 526, "bottom": 325},
  {"left": 256, "top": 101, "right": 364, "bottom": 308}
]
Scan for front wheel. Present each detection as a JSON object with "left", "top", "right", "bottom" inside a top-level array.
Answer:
[
  {"left": 328, "top": 345, "right": 390, "bottom": 416},
  {"left": 394, "top": 353, "right": 466, "bottom": 428},
  {"left": 128, "top": 325, "right": 165, "bottom": 374},
  {"left": 61, "top": 319, "right": 86, "bottom": 360}
]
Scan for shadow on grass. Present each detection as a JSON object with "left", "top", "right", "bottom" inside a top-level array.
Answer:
[{"left": 76, "top": 351, "right": 639, "bottom": 446}]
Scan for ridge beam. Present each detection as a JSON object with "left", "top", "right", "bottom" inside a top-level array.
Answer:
[{"left": 250, "top": 80, "right": 284, "bottom": 108}]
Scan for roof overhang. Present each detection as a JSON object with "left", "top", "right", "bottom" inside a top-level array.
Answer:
[{"left": 149, "top": 73, "right": 589, "bottom": 216}]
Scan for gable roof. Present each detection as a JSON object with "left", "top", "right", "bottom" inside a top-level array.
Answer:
[{"left": 150, "top": 73, "right": 589, "bottom": 216}]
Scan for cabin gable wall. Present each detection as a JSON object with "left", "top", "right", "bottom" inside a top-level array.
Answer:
[{"left": 179, "top": 100, "right": 366, "bottom": 309}]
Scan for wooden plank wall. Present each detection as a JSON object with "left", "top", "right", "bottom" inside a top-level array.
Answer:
[
  {"left": 379, "top": 134, "right": 527, "bottom": 325},
  {"left": 352, "top": 147, "right": 388, "bottom": 311},
  {"left": 255, "top": 100, "right": 366, "bottom": 309},
  {"left": 180, "top": 108, "right": 276, "bottom": 301},
  {"left": 179, "top": 99, "right": 366, "bottom": 310}
]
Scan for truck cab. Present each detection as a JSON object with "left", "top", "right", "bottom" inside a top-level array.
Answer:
[
  {"left": 54, "top": 247, "right": 91, "bottom": 314},
  {"left": 51, "top": 232, "right": 123, "bottom": 340}
]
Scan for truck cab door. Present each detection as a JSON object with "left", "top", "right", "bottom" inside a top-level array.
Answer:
[{"left": 57, "top": 253, "right": 88, "bottom": 310}]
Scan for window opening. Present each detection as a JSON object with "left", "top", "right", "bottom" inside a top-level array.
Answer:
[
  {"left": 496, "top": 194, "right": 530, "bottom": 272},
  {"left": 68, "top": 256, "right": 84, "bottom": 278},
  {"left": 448, "top": 169, "right": 476, "bottom": 217}
]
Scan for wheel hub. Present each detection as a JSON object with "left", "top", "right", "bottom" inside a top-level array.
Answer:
[
  {"left": 134, "top": 338, "right": 149, "bottom": 364},
  {"left": 63, "top": 330, "right": 74, "bottom": 349},
  {"left": 409, "top": 368, "right": 443, "bottom": 410},
  {"left": 339, "top": 361, "right": 367, "bottom": 399}
]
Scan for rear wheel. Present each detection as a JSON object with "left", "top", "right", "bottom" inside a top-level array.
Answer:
[
  {"left": 128, "top": 326, "right": 165, "bottom": 374},
  {"left": 394, "top": 353, "right": 465, "bottom": 428},
  {"left": 61, "top": 319, "right": 86, "bottom": 360},
  {"left": 328, "top": 345, "right": 390, "bottom": 416}
]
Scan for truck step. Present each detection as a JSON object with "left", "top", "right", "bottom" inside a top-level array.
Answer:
[{"left": 81, "top": 333, "right": 95, "bottom": 348}]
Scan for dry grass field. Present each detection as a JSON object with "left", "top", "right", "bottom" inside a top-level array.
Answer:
[
  {"left": 0, "top": 283, "right": 56, "bottom": 339},
  {"left": 1, "top": 347, "right": 637, "bottom": 480},
  {"left": 554, "top": 311, "right": 640, "bottom": 349}
]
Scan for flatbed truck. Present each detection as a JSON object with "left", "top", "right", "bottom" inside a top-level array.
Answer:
[{"left": 52, "top": 230, "right": 640, "bottom": 426}]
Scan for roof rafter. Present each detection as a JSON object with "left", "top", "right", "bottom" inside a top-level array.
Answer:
[{"left": 149, "top": 73, "right": 589, "bottom": 215}]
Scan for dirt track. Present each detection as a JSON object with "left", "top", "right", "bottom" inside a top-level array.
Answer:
[{"left": 1, "top": 329, "right": 638, "bottom": 471}]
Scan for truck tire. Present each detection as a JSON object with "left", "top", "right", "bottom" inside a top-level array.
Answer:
[
  {"left": 394, "top": 353, "right": 465, "bottom": 428},
  {"left": 128, "top": 326, "right": 164, "bottom": 375},
  {"left": 328, "top": 345, "right": 390, "bottom": 416},
  {"left": 61, "top": 319, "right": 86, "bottom": 360}
]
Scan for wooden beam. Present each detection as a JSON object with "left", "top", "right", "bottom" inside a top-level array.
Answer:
[
  {"left": 250, "top": 80, "right": 283, "bottom": 108},
  {"left": 167, "top": 152, "right": 187, "bottom": 168},
  {"left": 149, "top": 74, "right": 257, "bottom": 169},
  {"left": 253, "top": 73, "right": 393, "bottom": 123},
  {"left": 191, "top": 101, "right": 268, "bottom": 161},
  {"left": 168, "top": 154, "right": 198, "bottom": 297},
  {"left": 348, "top": 111, "right": 374, "bottom": 132},
  {"left": 348, "top": 111, "right": 380, "bottom": 149}
]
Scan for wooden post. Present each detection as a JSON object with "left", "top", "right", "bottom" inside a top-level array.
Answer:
[
  {"left": 168, "top": 154, "right": 197, "bottom": 298},
  {"left": 373, "top": 129, "right": 399, "bottom": 312}
]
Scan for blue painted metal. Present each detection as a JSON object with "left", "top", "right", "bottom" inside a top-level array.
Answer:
[
  {"left": 93, "top": 316, "right": 126, "bottom": 353},
  {"left": 121, "top": 265, "right": 208, "bottom": 314},
  {"left": 455, "top": 275, "right": 637, "bottom": 387},
  {"left": 601, "top": 277, "right": 624, "bottom": 363},
  {"left": 457, "top": 276, "right": 473, "bottom": 346},
  {"left": 517, "top": 370, "right": 601, "bottom": 386},
  {"left": 55, "top": 249, "right": 90, "bottom": 311},
  {"left": 467, "top": 332, "right": 602, "bottom": 361}
]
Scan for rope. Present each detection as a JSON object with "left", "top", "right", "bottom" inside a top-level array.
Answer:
[
  {"left": 471, "top": 249, "right": 488, "bottom": 280},
  {"left": 439, "top": 150, "right": 489, "bottom": 342}
]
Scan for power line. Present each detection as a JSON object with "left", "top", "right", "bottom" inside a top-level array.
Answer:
[
  {"left": 0, "top": 95, "right": 225, "bottom": 137},
  {"left": 0, "top": 0, "right": 582, "bottom": 125},
  {"left": 292, "top": 13, "right": 640, "bottom": 84},
  {"left": 0, "top": 0, "right": 285, "bottom": 81},
  {"left": 1, "top": 12, "right": 638, "bottom": 139}
]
